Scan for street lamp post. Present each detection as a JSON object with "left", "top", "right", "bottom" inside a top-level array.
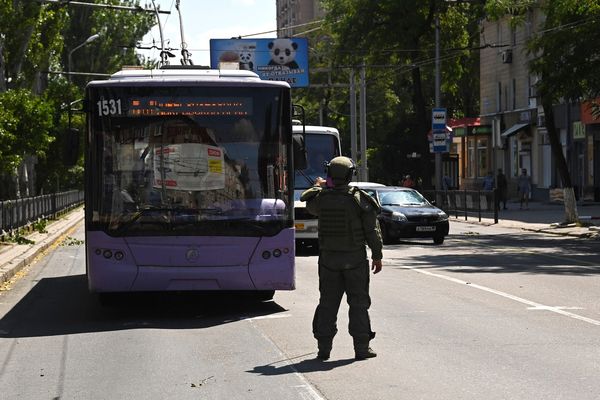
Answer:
[{"left": 68, "top": 33, "right": 101, "bottom": 82}]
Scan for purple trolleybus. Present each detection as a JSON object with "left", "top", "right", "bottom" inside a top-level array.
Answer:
[{"left": 84, "top": 67, "right": 299, "bottom": 302}]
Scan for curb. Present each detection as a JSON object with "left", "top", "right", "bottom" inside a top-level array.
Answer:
[
  {"left": 451, "top": 217, "right": 599, "bottom": 239},
  {"left": 0, "top": 208, "right": 84, "bottom": 286}
]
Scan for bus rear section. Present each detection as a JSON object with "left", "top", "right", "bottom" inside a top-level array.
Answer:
[
  {"left": 293, "top": 125, "right": 341, "bottom": 248},
  {"left": 84, "top": 68, "right": 295, "bottom": 297}
]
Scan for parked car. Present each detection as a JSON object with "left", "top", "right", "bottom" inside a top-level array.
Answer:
[{"left": 360, "top": 186, "right": 449, "bottom": 245}]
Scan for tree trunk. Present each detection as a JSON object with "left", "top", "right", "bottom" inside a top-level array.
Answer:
[
  {"left": 542, "top": 96, "right": 579, "bottom": 223},
  {"left": 563, "top": 187, "right": 579, "bottom": 223},
  {"left": 0, "top": 36, "right": 6, "bottom": 92}
]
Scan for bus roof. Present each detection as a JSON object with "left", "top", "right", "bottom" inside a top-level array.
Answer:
[
  {"left": 87, "top": 67, "right": 290, "bottom": 88},
  {"left": 293, "top": 125, "right": 340, "bottom": 135}
]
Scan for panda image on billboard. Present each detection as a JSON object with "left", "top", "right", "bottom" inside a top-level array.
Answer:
[{"left": 268, "top": 38, "right": 299, "bottom": 70}]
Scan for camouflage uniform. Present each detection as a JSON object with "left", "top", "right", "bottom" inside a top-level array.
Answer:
[{"left": 300, "top": 157, "right": 383, "bottom": 360}]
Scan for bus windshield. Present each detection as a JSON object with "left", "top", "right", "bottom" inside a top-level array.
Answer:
[
  {"left": 294, "top": 133, "right": 340, "bottom": 190},
  {"left": 87, "top": 86, "right": 292, "bottom": 237}
]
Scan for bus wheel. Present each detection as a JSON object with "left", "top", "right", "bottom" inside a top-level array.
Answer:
[{"left": 97, "top": 293, "right": 121, "bottom": 307}]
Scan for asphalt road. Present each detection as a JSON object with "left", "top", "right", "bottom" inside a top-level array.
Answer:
[{"left": 1, "top": 221, "right": 599, "bottom": 399}]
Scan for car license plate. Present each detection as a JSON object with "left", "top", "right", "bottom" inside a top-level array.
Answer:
[
  {"left": 416, "top": 226, "right": 436, "bottom": 232},
  {"left": 295, "top": 223, "right": 305, "bottom": 230}
]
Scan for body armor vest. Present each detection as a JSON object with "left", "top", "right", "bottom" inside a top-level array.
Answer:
[{"left": 318, "top": 187, "right": 366, "bottom": 252}]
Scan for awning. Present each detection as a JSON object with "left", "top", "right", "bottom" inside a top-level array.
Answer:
[{"left": 501, "top": 123, "right": 529, "bottom": 138}]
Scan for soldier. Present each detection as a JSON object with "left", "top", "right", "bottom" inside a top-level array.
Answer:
[{"left": 300, "top": 156, "right": 383, "bottom": 361}]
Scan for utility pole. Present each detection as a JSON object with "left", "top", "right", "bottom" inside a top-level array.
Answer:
[
  {"left": 359, "top": 62, "right": 368, "bottom": 181},
  {"left": 434, "top": 14, "right": 443, "bottom": 195},
  {"left": 350, "top": 69, "right": 358, "bottom": 165}
]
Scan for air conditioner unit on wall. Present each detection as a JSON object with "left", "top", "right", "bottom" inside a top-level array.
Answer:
[{"left": 502, "top": 49, "right": 513, "bottom": 64}]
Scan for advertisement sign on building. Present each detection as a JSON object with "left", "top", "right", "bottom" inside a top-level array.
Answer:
[{"left": 210, "top": 38, "right": 309, "bottom": 87}]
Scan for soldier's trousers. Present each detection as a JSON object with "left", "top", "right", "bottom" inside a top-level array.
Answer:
[{"left": 312, "top": 259, "right": 375, "bottom": 346}]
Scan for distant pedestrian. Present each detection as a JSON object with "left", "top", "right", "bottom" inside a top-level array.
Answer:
[
  {"left": 402, "top": 174, "right": 415, "bottom": 188},
  {"left": 496, "top": 168, "right": 508, "bottom": 210},
  {"left": 517, "top": 168, "right": 531, "bottom": 210}
]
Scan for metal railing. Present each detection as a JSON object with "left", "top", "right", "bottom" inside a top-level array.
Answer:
[
  {"left": 0, "top": 190, "right": 84, "bottom": 233},
  {"left": 422, "top": 189, "right": 499, "bottom": 224}
]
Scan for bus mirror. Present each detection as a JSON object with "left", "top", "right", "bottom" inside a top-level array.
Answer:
[
  {"left": 293, "top": 133, "right": 307, "bottom": 170},
  {"left": 63, "top": 128, "right": 80, "bottom": 166}
]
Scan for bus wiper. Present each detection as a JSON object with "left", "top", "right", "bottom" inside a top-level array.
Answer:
[{"left": 109, "top": 207, "right": 171, "bottom": 232}]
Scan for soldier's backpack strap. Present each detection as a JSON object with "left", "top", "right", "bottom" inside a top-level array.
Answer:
[{"left": 349, "top": 187, "right": 381, "bottom": 213}]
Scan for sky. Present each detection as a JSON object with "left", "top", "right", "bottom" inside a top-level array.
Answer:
[{"left": 138, "top": 0, "right": 277, "bottom": 66}]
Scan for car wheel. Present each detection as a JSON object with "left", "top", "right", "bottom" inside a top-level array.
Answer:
[{"left": 433, "top": 235, "right": 445, "bottom": 245}]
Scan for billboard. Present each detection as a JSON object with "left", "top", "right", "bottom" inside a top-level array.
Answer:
[{"left": 210, "top": 38, "right": 309, "bottom": 88}]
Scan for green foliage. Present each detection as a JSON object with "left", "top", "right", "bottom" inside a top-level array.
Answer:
[
  {"left": 0, "top": 89, "right": 54, "bottom": 174},
  {"left": 63, "top": 0, "right": 155, "bottom": 87},
  {"left": 528, "top": 0, "right": 600, "bottom": 102},
  {"left": 300, "top": 0, "right": 484, "bottom": 186},
  {"left": 0, "top": 0, "right": 156, "bottom": 197}
]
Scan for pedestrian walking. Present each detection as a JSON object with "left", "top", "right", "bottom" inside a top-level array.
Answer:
[
  {"left": 300, "top": 156, "right": 383, "bottom": 361},
  {"left": 496, "top": 168, "right": 508, "bottom": 210},
  {"left": 517, "top": 168, "right": 531, "bottom": 209}
]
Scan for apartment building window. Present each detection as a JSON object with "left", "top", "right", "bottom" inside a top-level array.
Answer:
[
  {"left": 466, "top": 136, "right": 490, "bottom": 178},
  {"left": 467, "top": 138, "right": 475, "bottom": 178},
  {"left": 477, "top": 137, "right": 489, "bottom": 176},
  {"left": 496, "top": 82, "right": 502, "bottom": 113},
  {"left": 511, "top": 26, "right": 517, "bottom": 46},
  {"left": 512, "top": 79, "right": 516, "bottom": 110}
]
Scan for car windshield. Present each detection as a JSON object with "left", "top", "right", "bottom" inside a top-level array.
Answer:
[{"left": 378, "top": 190, "right": 428, "bottom": 206}]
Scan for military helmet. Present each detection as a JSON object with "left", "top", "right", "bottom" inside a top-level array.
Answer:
[{"left": 326, "top": 156, "right": 356, "bottom": 184}]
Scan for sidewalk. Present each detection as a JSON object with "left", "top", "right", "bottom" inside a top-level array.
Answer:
[
  {"left": 0, "top": 207, "right": 84, "bottom": 286},
  {"left": 451, "top": 201, "right": 600, "bottom": 239}
]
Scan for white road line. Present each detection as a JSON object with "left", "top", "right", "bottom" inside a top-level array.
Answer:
[
  {"left": 242, "top": 313, "right": 292, "bottom": 321},
  {"left": 403, "top": 266, "right": 600, "bottom": 326}
]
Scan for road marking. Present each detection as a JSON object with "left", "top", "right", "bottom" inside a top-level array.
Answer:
[
  {"left": 242, "top": 313, "right": 292, "bottom": 321},
  {"left": 403, "top": 266, "right": 600, "bottom": 326}
]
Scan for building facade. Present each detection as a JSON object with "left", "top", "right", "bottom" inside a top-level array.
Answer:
[
  {"left": 475, "top": 8, "right": 599, "bottom": 202},
  {"left": 276, "top": 0, "right": 325, "bottom": 37}
]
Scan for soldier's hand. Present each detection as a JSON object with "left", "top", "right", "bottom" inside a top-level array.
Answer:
[
  {"left": 315, "top": 177, "right": 327, "bottom": 187},
  {"left": 371, "top": 259, "right": 382, "bottom": 274}
]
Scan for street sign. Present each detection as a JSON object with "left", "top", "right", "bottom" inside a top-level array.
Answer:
[
  {"left": 432, "top": 127, "right": 448, "bottom": 153},
  {"left": 432, "top": 108, "right": 447, "bottom": 130}
]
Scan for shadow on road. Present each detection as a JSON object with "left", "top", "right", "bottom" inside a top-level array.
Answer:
[
  {"left": 0, "top": 274, "right": 287, "bottom": 339},
  {"left": 248, "top": 354, "right": 356, "bottom": 375},
  {"left": 385, "top": 232, "right": 600, "bottom": 276}
]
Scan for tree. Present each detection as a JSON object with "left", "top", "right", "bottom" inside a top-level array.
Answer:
[
  {"left": 317, "top": 0, "right": 483, "bottom": 186},
  {"left": 0, "top": 0, "right": 156, "bottom": 198},
  {"left": 0, "top": 89, "right": 54, "bottom": 198},
  {"left": 486, "top": 0, "right": 600, "bottom": 223}
]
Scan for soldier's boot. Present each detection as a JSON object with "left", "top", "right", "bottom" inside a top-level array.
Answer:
[
  {"left": 316, "top": 339, "right": 332, "bottom": 360},
  {"left": 354, "top": 339, "right": 377, "bottom": 360}
]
